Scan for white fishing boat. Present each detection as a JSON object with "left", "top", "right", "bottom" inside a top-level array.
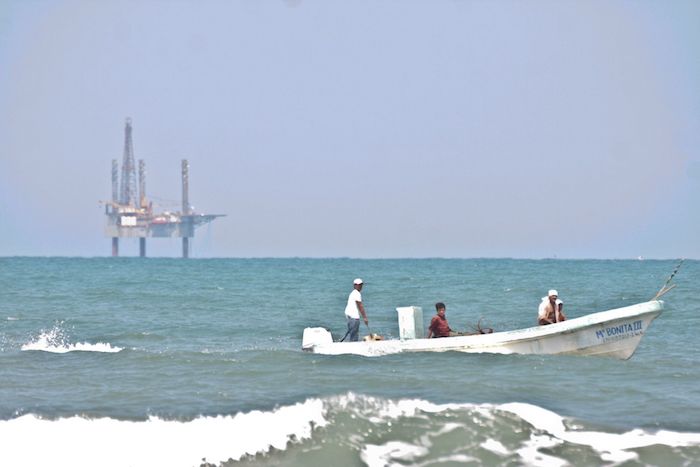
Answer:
[{"left": 302, "top": 300, "right": 664, "bottom": 360}]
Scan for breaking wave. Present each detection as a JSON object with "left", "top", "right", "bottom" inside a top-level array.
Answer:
[
  {"left": 0, "top": 398, "right": 326, "bottom": 467},
  {"left": 20, "top": 323, "right": 123, "bottom": 353},
  {"left": 1, "top": 393, "right": 699, "bottom": 466}
]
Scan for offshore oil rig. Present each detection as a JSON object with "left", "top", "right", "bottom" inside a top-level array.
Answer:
[{"left": 103, "top": 118, "right": 224, "bottom": 258}]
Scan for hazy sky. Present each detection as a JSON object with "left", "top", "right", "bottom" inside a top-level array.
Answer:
[{"left": 1, "top": 1, "right": 698, "bottom": 258}]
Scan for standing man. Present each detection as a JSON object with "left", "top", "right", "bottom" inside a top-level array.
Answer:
[
  {"left": 344, "top": 278, "right": 368, "bottom": 341},
  {"left": 538, "top": 289, "right": 566, "bottom": 325},
  {"left": 427, "top": 302, "right": 454, "bottom": 338}
]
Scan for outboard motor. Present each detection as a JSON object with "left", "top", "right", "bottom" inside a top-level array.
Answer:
[{"left": 302, "top": 327, "right": 333, "bottom": 351}]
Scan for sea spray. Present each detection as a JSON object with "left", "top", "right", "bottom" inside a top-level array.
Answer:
[{"left": 21, "top": 322, "right": 123, "bottom": 353}]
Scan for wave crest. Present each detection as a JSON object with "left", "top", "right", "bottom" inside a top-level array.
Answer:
[
  {"left": 21, "top": 323, "right": 123, "bottom": 353},
  {"left": 0, "top": 399, "right": 326, "bottom": 467},
  {"left": 1, "top": 394, "right": 698, "bottom": 467}
]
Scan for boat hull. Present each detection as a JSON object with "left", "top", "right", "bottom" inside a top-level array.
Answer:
[{"left": 302, "top": 300, "right": 663, "bottom": 360}]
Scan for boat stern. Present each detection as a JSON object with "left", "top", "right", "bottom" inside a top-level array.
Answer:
[{"left": 302, "top": 327, "right": 333, "bottom": 351}]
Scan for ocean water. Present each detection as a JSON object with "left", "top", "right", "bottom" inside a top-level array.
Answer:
[{"left": 1, "top": 257, "right": 699, "bottom": 466}]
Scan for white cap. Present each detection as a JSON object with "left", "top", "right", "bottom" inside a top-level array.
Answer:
[
  {"left": 353, "top": 278, "right": 363, "bottom": 285},
  {"left": 548, "top": 289, "right": 558, "bottom": 297}
]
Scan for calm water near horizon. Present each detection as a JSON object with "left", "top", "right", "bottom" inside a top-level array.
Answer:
[{"left": 1, "top": 257, "right": 699, "bottom": 466}]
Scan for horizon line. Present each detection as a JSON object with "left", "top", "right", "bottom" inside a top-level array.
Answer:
[{"left": 0, "top": 255, "right": 690, "bottom": 261}]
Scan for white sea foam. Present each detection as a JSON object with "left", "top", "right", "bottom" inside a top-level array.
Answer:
[
  {"left": 499, "top": 402, "right": 700, "bottom": 464},
  {"left": 21, "top": 340, "right": 123, "bottom": 353},
  {"left": 362, "top": 441, "right": 429, "bottom": 467},
  {"left": 0, "top": 398, "right": 327, "bottom": 467},
  {"left": 362, "top": 420, "right": 466, "bottom": 466},
  {"left": 2, "top": 394, "right": 698, "bottom": 466},
  {"left": 21, "top": 325, "right": 123, "bottom": 353},
  {"left": 515, "top": 433, "right": 567, "bottom": 467},
  {"left": 330, "top": 391, "right": 470, "bottom": 421},
  {"left": 335, "top": 394, "right": 700, "bottom": 466},
  {"left": 481, "top": 438, "right": 509, "bottom": 456}
]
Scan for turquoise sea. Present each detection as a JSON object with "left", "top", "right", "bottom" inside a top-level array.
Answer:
[{"left": 1, "top": 257, "right": 699, "bottom": 466}]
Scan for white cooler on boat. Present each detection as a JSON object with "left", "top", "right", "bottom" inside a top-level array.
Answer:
[{"left": 396, "top": 306, "right": 424, "bottom": 340}]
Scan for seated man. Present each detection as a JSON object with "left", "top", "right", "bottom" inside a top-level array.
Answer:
[
  {"left": 538, "top": 289, "right": 566, "bottom": 325},
  {"left": 427, "top": 302, "right": 455, "bottom": 338}
]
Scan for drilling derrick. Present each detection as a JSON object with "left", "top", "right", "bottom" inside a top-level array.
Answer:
[
  {"left": 120, "top": 118, "right": 137, "bottom": 207},
  {"left": 104, "top": 118, "right": 225, "bottom": 258}
]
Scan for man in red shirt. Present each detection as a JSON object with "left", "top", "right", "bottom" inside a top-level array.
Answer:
[{"left": 427, "top": 302, "right": 454, "bottom": 338}]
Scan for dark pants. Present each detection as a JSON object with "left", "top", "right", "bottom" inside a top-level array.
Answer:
[{"left": 346, "top": 316, "right": 360, "bottom": 342}]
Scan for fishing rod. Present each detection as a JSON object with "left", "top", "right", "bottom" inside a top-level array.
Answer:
[
  {"left": 337, "top": 320, "right": 371, "bottom": 342},
  {"left": 338, "top": 329, "right": 351, "bottom": 342},
  {"left": 651, "top": 258, "right": 684, "bottom": 300}
]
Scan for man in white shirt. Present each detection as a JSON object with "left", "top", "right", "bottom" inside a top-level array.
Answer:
[
  {"left": 344, "top": 278, "right": 368, "bottom": 341},
  {"left": 538, "top": 289, "right": 566, "bottom": 325}
]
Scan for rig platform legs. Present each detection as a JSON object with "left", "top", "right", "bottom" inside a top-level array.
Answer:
[
  {"left": 139, "top": 238, "right": 146, "bottom": 257},
  {"left": 112, "top": 238, "right": 119, "bottom": 257}
]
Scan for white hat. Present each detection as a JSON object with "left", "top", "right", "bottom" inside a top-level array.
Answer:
[
  {"left": 548, "top": 289, "right": 558, "bottom": 297},
  {"left": 353, "top": 278, "right": 363, "bottom": 285}
]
